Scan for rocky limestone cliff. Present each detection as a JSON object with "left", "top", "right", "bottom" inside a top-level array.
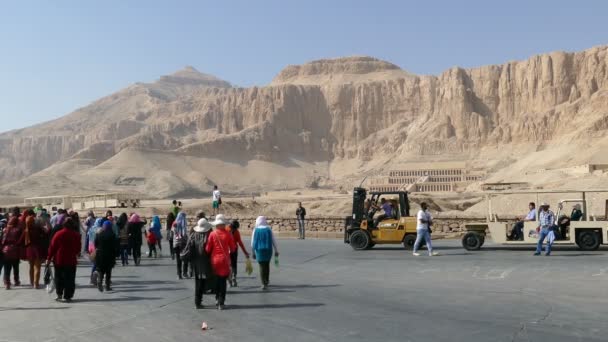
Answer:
[{"left": 1, "top": 46, "right": 608, "bottom": 196}]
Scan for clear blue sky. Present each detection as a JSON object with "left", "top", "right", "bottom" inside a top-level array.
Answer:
[{"left": 1, "top": 0, "right": 606, "bottom": 133}]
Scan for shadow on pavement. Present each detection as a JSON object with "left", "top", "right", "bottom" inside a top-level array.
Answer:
[
  {"left": 71, "top": 296, "right": 162, "bottom": 303},
  {"left": 228, "top": 289, "right": 295, "bottom": 294},
  {"left": 116, "top": 287, "right": 187, "bottom": 293},
  {"left": 0, "top": 306, "right": 69, "bottom": 311},
  {"left": 272, "top": 284, "right": 342, "bottom": 289},
  {"left": 228, "top": 303, "right": 325, "bottom": 310}
]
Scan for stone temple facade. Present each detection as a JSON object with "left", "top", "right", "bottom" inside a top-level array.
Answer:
[{"left": 369, "top": 162, "right": 484, "bottom": 193}]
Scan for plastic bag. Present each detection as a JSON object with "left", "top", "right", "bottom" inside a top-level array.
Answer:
[
  {"left": 274, "top": 256, "right": 279, "bottom": 268},
  {"left": 245, "top": 258, "right": 253, "bottom": 275},
  {"left": 44, "top": 265, "right": 52, "bottom": 285},
  {"left": 45, "top": 266, "right": 55, "bottom": 294}
]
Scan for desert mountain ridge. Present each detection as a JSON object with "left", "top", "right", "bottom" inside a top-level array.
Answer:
[{"left": 1, "top": 45, "right": 608, "bottom": 199}]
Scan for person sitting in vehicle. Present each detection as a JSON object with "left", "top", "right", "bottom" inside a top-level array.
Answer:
[
  {"left": 508, "top": 202, "right": 536, "bottom": 241},
  {"left": 373, "top": 198, "right": 393, "bottom": 227},
  {"left": 558, "top": 204, "right": 584, "bottom": 240}
]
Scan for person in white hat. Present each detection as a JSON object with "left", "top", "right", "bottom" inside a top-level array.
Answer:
[
  {"left": 205, "top": 214, "right": 236, "bottom": 310},
  {"left": 535, "top": 202, "right": 556, "bottom": 256},
  {"left": 185, "top": 218, "right": 213, "bottom": 309}
]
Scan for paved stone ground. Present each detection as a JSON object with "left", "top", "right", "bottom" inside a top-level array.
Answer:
[{"left": 0, "top": 239, "right": 607, "bottom": 342}]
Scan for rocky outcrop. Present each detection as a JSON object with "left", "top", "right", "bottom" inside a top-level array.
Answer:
[{"left": 1, "top": 46, "right": 608, "bottom": 194}]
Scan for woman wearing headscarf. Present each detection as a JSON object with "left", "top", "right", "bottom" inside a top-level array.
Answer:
[
  {"left": 173, "top": 212, "right": 190, "bottom": 279},
  {"left": 116, "top": 213, "right": 130, "bottom": 266},
  {"left": 24, "top": 209, "right": 46, "bottom": 288},
  {"left": 1, "top": 207, "right": 24, "bottom": 289},
  {"left": 46, "top": 217, "right": 81, "bottom": 302},
  {"left": 149, "top": 216, "right": 163, "bottom": 256},
  {"left": 87, "top": 218, "right": 103, "bottom": 285},
  {"left": 95, "top": 221, "right": 117, "bottom": 292},
  {"left": 228, "top": 220, "right": 250, "bottom": 287},
  {"left": 205, "top": 214, "right": 236, "bottom": 310},
  {"left": 185, "top": 218, "right": 213, "bottom": 309},
  {"left": 251, "top": 216, "right": 279, "bottom": 290},
  {"left": 83, "top": 211, "right": 96, "bottom": 255},
  {"left": 49, "top": 210, "right": 67, "bottom": 241},
  {"left": 127, "top": 214, "right": 145, "bottom": 266}
]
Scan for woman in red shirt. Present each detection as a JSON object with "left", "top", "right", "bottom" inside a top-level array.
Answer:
[
  {"left": 205, "top": 215, "right": 236, "bottom": 310},
  {"left": 228, "top": 220, "right": 250, "bottom": 287},
  {"left": 46, "top": 217, "right": 81, "bottom": 302}
]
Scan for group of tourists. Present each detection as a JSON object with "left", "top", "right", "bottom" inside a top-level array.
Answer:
[
  {"left": 0, "top": 207, "right": 82, "bottom": 301},
  {"left": 168, "top": 201, "right": 279, "bottom": 310}
]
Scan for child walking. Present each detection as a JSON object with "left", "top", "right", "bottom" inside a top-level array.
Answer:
[{"left": 147, "top": 229, "right": 157, "bottom": 258}]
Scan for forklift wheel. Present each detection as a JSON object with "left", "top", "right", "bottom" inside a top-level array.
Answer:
[
  {"left": 462, "top": 232, "right": 482, "bottom": 251},
  {"left": 349, "top": 230, "right": 371, "bottom": 250},
  {"left": 402, "top": 234, "right": 417, "bottom": 250}
]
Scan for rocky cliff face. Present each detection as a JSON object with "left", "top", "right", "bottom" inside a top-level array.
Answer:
[{"left": 2, "top": 47, "right": 607, "bottom": 195}]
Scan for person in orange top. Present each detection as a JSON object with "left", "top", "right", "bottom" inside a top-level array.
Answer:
[
  {"left": 205, "top": 214, "right": 236, "bottom": 310},
  {"left": 228, "top": 220, "right": 250, "bottom": 287}
]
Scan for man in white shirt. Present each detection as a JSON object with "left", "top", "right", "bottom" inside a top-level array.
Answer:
[
  {"left": 413, "top": 202, "right": 439, "bottom": 256},
  {"left": 508, "top": 202, "right": 536, "bottom": 241},
  {"left": 212, "top": 185, "right": 221, "bottom": 215}
]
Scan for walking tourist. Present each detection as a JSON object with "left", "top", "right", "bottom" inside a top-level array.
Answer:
[
  {"left": 24, "top": 210, "right": 47, "bottom": 289},
  {"left": 87, "top": 218, "right": 103, "bottom": 284},
  {"left": 296, "top": 202, "right": 307, "bottom": 240},
  {"left": 205, "top": 214, "right": 235, "bottom": 310},
  {"left": 127, "top": 214, "right": 145, "bottom": 266},
  {"left": 146, "top": 227, "right": 158, "bottom": 258},
  {"left": 149, "top": 216, "right": 163, "bottom": 255},
  {"left": 95, "top": 221, "right": 117, "bottom": 292},
  {"left": 2, "top": 207, "right": 23, "bottom": 289},
  {"left": 251, "top": 216, "right": 279, "bottom": 290},
  {"left": 535, "top": 202, "right": 556, "bottom": 256},
  {"left": 166, "top": 212, "right": 176, "bottom": 260},
  {"left": 117, "top": 213, "right": 130, "bottom": 266},
  {"left": 212, "top": 185, "right": 222, "bottom": 215},
  {"left": 413, "top": 202, "right": 439, "bottom": 257},
  {"left": 187, "top": 218, "right": 213, "bottom": 309},
  {"left": 173, "top": 212, "right": 190, "bottom": 279},
  {"left": 46, "top": 217, "right": 81, "bottom": 302},
  {"left": 228, "top": 219, "right": 250, "bottom": 287},
  {"left": 171, "top": 200, "right": 180, "bottom": 217},
  {"left": 83, "top": 211, "right": 95, "bottom": 254}
]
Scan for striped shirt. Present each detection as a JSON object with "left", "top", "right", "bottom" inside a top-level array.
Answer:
[{"left": 539, "top": 210, "right": 555, "bottom": 229}]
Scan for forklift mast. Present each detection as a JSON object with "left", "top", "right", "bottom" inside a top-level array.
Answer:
[{"left": 351, "top": 187, "right": 367, "bottom": 229}]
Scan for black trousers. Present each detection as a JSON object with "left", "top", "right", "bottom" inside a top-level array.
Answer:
[
  {"left": 55, "top": 265, "right": 76, "bottom": 299},
  {"left": 195, "top": 278, "right": 207, "bottom": 305},
  {"left": 230, "top": 252, "right": 238, "bottom": 279},
  {"left": 168, "top": 239, "right": 174, "bottom": 258},
  {"left": 510, "top": 221, "right": 524, "bottom": 240},
  {"left": 259, "top": 261, "right": 270, "bottom": 286},
  {"left": 98, "top": 268, "right": 112, "bottom": 287},
  {"left": 148, "top": 243, "right": 157, "bottom": 257},
  {"left": 174, "top": 246, "right": 190, "bottom": 277},
  {"left": 132, "top": 245, "right": 141, "bottom": 264},
  {"left": 3, "top": 259, "right": 20, "bottom": 285},
  {"left": 215, "top": 276, "right": 227, "bottom": 305}
]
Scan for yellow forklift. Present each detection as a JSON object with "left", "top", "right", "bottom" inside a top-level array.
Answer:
[{"left": 344, "top": 187, "right": 418, "bottom": 250}]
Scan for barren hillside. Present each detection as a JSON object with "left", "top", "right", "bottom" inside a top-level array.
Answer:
[{"left": 1, "top": 46, "right": 607, "bottom": 199}]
